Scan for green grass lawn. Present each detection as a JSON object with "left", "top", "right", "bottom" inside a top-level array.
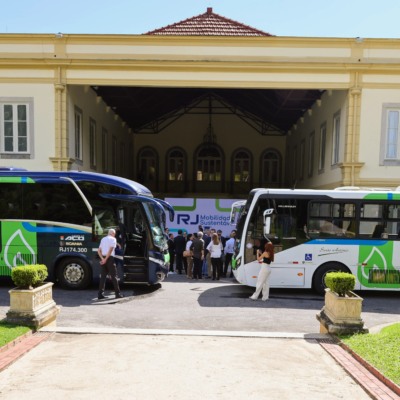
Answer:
[
  {"left": 341, "top": 323, "right": 400, "bottom": 385},
  {"left": 0, "top": 320, "right": 31, "bottom": 347}
]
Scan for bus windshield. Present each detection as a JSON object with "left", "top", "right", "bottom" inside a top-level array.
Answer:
[{"left": 142, "top": 202, "right": 168, "bottom": 249}]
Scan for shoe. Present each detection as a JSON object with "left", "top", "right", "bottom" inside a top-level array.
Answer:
[
  {"left": 98, "top": 293, "right": 105, "bottom": 300},
  {"left": 115, "top": 293, "right": 124, "bottom": 299},
  {"left": 249, "top": 296, "right": 257, "bottom": 300},
  {"left": 262, "top": 298, "right": 269, "bottom": 301}
]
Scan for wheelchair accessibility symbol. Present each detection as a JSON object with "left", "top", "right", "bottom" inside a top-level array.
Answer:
[{"left": 305, "top": 253, "right": 312, "bottom": 261}]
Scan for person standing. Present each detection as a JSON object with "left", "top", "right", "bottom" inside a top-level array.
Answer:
[
  {"left": 184, "top": 233, "right": 194, "bottom": 278},
  {"left": 97, "top": 228, "right": 123, "bottom": 299},
  {"left": 191, "top": 231, "right": 204, "bottom": 280},
  {"left": 250, "top": 241, "right": 274, "bottom": 301},
  {"left": 207, "top": 232, "right": 223, "bottom": 280},
  {"left": 202, "top": 228, "right": 213, "bottom": 278},
  {"left": 174, "top": 229, "right": 186, "bottom": 274},
  {"left": 223, "top": 230, "right": 236, "bottom": 278},
  {"left": 167, "top": 233, "right": 175, "bottom": 273}
]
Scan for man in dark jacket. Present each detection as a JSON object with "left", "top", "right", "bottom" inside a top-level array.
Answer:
[
  {"left": 167, "top": 233, "right": 175, "bottom": 272},
  {"left": 173, "top": 229, "right": 186, "bottom": 274}
]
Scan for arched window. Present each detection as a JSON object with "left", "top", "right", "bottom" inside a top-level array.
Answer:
[
  {"left": 195, "top": 145, "right": 224, "bottom": 193},
  {"left": 260, "top": 149, "right": 281, "bottom": 187},
  {"left": 167, "top": 148, "right": 185, "bottom": 181},
  {"left": 233, "top": 149, "right": 251, "bottom": 182},
  {"left": 196, "top": 146, "right": 222, "bottom": 182},
  {"left": 137, "top": 147, "right": 158, "bottom": 190}
]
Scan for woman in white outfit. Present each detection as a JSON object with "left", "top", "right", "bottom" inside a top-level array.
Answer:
[{"left": 250, "top": 241, "right": 274, "bottom": 301}]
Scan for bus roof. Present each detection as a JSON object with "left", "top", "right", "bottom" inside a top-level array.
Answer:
[
  {"left": 0, "top": 170, "right": 153, "bottom": 197},
  {"left": 250, "top": 187, "right": 400, "bottom": 200}
]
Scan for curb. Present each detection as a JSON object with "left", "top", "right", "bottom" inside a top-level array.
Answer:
[
  {"left": 0, "top": 330, "right": 33, "bottom": 354},
  {"left": 319, "top": 338, "right": 400, "bottom": 400},
  {"left": 339, "top": 342, "right": 400, "bottom": 397},
  {"left": 0, "top": 331, "right": 53, "bottom": 373}
]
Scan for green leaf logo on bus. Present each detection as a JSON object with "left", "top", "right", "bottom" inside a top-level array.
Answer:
[
  {"left": 358, "top": 242, "right": 400, "bottom": 287},
  {"left": 0, "top": 222, "right": 37, "bottom": 275}
]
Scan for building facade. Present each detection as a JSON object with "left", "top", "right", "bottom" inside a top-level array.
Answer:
[{"left": 1, "top": 9, "right": 400, "bottom": 199}]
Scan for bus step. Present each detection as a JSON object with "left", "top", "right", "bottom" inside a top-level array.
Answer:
[{"left": 124, "top": 273, "right": 148, "bottom": 283}]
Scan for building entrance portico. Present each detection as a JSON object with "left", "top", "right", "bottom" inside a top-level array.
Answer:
[{"left": 1, "top": 8, "right": 400, "bottom": 199}]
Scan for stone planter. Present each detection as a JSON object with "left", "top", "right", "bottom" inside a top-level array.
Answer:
[
  {"left": 6, "top": 282, "right": 60, "bottom": 330},
  {"left": 316, "top": 288, "right": 368, "bottom": 335}
]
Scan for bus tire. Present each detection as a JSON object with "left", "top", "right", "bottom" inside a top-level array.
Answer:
[
  {"left": 57, "top": 257, "right": 91, "bottom": 289},
  {"left": 312, "top": 262, "right": 350, "bottom": 296}
]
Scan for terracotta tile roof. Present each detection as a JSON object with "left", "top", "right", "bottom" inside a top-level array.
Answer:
[{"left": 145, "top": 7, "right": 272, "bottom": 36}]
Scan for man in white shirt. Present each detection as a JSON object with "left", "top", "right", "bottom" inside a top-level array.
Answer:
[{"left": 97, "top": 228, "right": 123, "bottom": 299}]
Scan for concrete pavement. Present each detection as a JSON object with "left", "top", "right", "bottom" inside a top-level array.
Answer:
[{"left": 0, "top": 327, "right": 399, "bottom": 399}]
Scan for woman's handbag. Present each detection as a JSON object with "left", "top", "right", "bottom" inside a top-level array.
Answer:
[{"left": 183, "top": 250, "right": 192, "bottom": 257}]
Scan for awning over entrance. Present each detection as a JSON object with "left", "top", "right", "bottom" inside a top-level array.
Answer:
[{"left": 91, "top": 86, "right": 323, "bottom": 135}]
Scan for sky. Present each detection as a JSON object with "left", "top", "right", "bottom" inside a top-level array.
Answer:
[{"left": 1, "top": 0, "right": 400, "bottom": 39}]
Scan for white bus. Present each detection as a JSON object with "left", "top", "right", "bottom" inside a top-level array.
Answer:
[{"left": 230, "top": 187, "right": 400, "bottom": 294}]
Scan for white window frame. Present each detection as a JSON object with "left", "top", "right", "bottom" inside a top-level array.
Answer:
[
  {"left": 308, "top": 131, "right": 315, "bottom": 178},
  {"left": 101, "top": 127, "right": 108, "bottom": 172},
  {"left": 300, "top": 139, "right": 305, "bottom": 180},
  {"left": 331, "top": 111, "right": 341, "bottom": 166},
  {"left": 380, "top": 104, "right": 400, "bottom": 166},
  {"left": 292, "top": 145, "right": 298, "bottom": 185},
  {"left": 74, "top": 107, "right": 83, "bottom": 161},
  {"left": 112, "top": 135, "right": 117, "bottom": 175},
  {"left": 0, "top": 98, "right": 33, "bottom": 158},
  {"left": 319, "top": 122, "right": 326, "bottom": 172},
  {"left": 89, "top": 118, "right": 97, "bottom": 169}
]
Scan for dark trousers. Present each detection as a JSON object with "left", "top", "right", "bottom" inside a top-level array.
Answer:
[
  {"left": 223, "top": 253, "right": 233, "bottom": 276},
  {"left": 193, "top": 257, "right": 202, "bottom": 279},
  {"left": 175, "top": 252, "right": 184, "bottom": 273},
  {"left": 169, "top": 252, "right": 175, "bottom": 272},
  {"left": 175, "top": 252, "right": 183, "bottom": 274},
  {"left": 99, "top": 257, "right": 121, "bottom": 294},
  {"left": 211, "top": 257, "right": 222, "bottom": 279}
]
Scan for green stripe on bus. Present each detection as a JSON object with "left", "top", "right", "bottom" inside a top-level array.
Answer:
[
  {"left": 364, "top": 193, "right": 400, "bottom": 200},
  {"left": 0, "top": 177, "right": 35, "bottom": 183}
]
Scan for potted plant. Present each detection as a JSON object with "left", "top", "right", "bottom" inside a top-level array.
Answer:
[
  {"left": 316, "top": 271, "right": 368, "bottom": 335},
  {"left": 6, "top": 264, "right": 60, "bottom": 330}
]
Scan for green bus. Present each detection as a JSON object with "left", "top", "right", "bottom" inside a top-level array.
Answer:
[{"left": 0, "top": 168, "right": 173, "bottom": 289}]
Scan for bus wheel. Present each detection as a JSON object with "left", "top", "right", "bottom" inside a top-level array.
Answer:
[
  {"left": 57, "top": 258, "right": 91, "bottom": 289},
  {"left": 312, "top": 262, "right": 349, "bottom": 296}
]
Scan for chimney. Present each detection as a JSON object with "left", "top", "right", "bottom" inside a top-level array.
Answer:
[{"left": 207, "top": 7, "right": 212, "bottom": 15}]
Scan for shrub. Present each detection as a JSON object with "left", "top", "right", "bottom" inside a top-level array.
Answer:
[
  {"left": 11, "top": 264, "right": 48, "bottom": 289},
  {"left": 325, "top": 271, "right": 355, "bottom": 297}
]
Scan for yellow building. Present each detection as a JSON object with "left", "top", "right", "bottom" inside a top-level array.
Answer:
[{"left": 1, "top": 8, "right": 400, "bottom": 199}]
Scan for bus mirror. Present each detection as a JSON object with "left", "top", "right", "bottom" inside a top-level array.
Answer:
[{"left": 263, "top": 209, "right": 274, "bottom": 236}]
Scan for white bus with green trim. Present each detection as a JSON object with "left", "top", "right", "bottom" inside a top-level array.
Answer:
[
  {"left": 0, "top": 169, "right": 174, "bottom": 289},
  {"left": 230, "top": 187, "right": 400, "bottom": 294}
]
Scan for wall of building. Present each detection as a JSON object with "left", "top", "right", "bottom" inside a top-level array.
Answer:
[
  {"left": 0, "top": 83, "right": 55, "bottom": 170},
  {"left": 67, "top": 85, "right": 133, "bottom": 177},
  {"left": 285, "top": 90, "right": 348, "bottom": 189},
  {"left": 359, "top": 88, "right": 400, "bottom": 187}
]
